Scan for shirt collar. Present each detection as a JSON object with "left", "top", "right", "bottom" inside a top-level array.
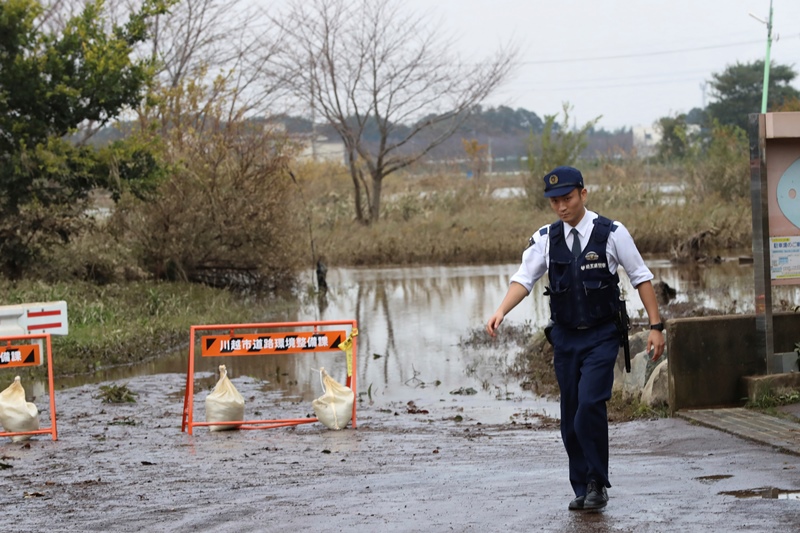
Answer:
[{"left": 565, "top": 209, "right": 596, "bottom": 237}]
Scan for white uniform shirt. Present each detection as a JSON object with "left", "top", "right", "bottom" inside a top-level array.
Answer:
[{"left": 509, "top": 209, "right": 654, "bottom": 292}]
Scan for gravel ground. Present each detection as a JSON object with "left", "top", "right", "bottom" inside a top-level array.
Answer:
[{"left": 1, "top": 373, "right": 799, "bottom": 532}]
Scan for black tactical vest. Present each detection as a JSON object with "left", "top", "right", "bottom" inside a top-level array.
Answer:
[{"left": 545, "top": 216, "right": 620, "bottom": 329}]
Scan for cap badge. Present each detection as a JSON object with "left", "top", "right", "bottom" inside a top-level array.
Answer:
[
  {"left": 549, "top": 175, "right": 559, "bottom": 185},
  {"left": 585, "top": 251, "right": 599, "bottom": 261}
]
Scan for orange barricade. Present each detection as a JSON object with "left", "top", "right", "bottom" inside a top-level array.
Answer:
[
  {"left": 0, "top": 333, "right": 58, "bottom": 441},
  {"left": 181, "top": 320, "right": 357, "bottom": 434}
]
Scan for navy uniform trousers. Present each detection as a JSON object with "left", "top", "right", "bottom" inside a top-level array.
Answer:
[{"left": 550, "top": 320, "right": 619, "bottom": 497}]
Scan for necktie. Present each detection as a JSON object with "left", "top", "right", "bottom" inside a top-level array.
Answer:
[{"left": 570, "top": 228, "right": 581, "bottom": 258}]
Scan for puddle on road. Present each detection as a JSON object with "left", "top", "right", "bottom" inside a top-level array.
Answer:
[
  {"left": 720, "top": 487, "right": 800, "bottom": 500},
  {"left": 695, "top": 474, "right": 733, "bottom": 483}
]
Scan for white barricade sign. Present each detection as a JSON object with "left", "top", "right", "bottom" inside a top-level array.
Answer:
[{"left": 0, "top": 301, "right": 68, "bottom": 336}]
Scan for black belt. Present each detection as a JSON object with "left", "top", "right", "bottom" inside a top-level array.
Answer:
[{"left": 560, "top": 317, "right": 615, "bottom": 331}]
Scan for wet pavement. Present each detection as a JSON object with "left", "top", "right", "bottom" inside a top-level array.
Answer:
[{"left": 0, "top": 373, "right": 799, "bottom": 532}]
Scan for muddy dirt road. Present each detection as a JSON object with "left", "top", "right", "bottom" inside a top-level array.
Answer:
[{"left": 1, "top": 373, "right": 798, "bottom": 532}]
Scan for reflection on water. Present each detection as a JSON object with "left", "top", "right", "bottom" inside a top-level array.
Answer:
[
  {"left": 308, "top": 265, "right": 549, "bottom": 412},
  {"left": 35, "top": 258, "right": 800, "bottom": 423}
]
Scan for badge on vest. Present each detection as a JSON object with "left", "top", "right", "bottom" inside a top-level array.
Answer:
[{"left": 581, "top": 250, "right": 606, "bottom": 271}]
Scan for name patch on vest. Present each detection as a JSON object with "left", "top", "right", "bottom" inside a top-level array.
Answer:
[{"left": 581, "top": 262, "right": 607, "bottom": 271}]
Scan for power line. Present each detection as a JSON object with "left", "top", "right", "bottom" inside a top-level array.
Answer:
[
  {"left": 514, "top": 75, "right": 708, "bottom": 93},
  {"left": 513, "top": 67, "right": 712, "bottom": 86},
  {"left": 514, "top": 38, "right": 771, "bottom": 66}
]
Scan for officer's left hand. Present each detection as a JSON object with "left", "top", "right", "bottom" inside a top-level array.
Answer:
[{"left": 647, "top": 330, "right": 665, "bottom": 362}]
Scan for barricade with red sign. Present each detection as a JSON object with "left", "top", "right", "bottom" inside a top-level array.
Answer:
[
  {"left": 181, "top": 320, "right": 357, "bottom": 434},
  {"left": 0, "top": 333, "right": 58, "bottom": 441}
]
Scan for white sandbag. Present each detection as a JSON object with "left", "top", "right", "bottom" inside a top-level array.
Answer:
[
  {"left": 312, "top": 367, "right": 354, "bottom": 430},
  {"left": 204, "top": 365, "right": 244, "bottom": 431},
  {"left": 0, "top": 376, "right": 40, "bottom": 442}
]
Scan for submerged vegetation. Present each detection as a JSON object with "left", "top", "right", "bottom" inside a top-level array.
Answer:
[
  {"left": 97, "top": 383, "right": 139, "bottom": 404},
  {"left": 461, "top": 325, "right": 672, "bottom": 422}
]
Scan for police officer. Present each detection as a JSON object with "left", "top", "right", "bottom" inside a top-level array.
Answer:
[{"left": 486, "top": 165, "right": 665, "bottom": 511}]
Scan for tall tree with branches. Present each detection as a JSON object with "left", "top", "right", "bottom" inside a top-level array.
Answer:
[{"left": 273, "top": 0, "right": 516, "bottom": 224}]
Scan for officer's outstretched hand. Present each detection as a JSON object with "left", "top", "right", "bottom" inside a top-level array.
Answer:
[
  {"left": 486, "top": 312, "right": 505, "bottom": 337},
  {"left": 647, "top": 330, "right": 665, "bottom": 362}
]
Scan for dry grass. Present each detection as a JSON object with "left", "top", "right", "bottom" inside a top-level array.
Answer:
[{"left": 297, "top": 160, "right": 752, "bottom": 267}]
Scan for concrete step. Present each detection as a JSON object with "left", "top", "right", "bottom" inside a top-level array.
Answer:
[{"left": 678, "top": 407, "right": 800, "bottom": 456}]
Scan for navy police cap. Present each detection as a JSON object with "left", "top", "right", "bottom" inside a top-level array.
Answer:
[{"left": 543, "top": 166, "right": 584, "bottom": 198}]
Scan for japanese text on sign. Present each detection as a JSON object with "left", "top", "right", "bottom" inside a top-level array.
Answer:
[
  {"left": 770, "top": 236, "right": 800, "bottom": 280},
  {"left": 200, "top": 331, "right": 346, "bottom": 357},
  {"left": 0, "top": 345, "right": 41, "bottom": 368}
]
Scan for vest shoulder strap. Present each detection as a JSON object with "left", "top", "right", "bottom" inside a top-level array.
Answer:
[
  {"left": 549, "top": 220, "right": 563, "bottom": 241},
  {"left": 591, "top": 215, "right": 617, "bottom": 244}
]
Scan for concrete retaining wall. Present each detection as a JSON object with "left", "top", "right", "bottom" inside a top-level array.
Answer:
[{"left": 666, "top": 313, "right": 800, "bottom": 413}]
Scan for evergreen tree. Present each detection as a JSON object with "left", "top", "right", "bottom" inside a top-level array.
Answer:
[
  {"left": 0, "top": 0, "right": 168, "bottom": 278},
  {"left": 706, "top": 60, "right": 799, "bottom": 131}
]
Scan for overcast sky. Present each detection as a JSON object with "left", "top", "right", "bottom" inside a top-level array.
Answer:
[{"left": 397, "top": 0, "right": 800, "bottom": 131}]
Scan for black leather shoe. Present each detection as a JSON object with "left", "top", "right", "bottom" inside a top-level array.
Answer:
[
  {"left": 584, "top": 479, "right": 608, "bottom": 510},
  {"left": 568, "top": 495, "right": 585, "bottom": 510}
]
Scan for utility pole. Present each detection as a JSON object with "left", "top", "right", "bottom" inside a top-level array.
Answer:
[{"left": 750, "top": 0, "right": 774, "bottom": 113}]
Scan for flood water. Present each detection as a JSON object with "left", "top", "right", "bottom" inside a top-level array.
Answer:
[{"left": 46, "top": 257, "right": 800, "bottom": 424}]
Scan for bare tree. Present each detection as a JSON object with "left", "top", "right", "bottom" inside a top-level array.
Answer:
[
  {"left": 145, "top": 0, "right": 245, "bottom": 87},
  {"left": 273, "top": 0, "right": 517, "bottom": 224},
  {"left": 34, "top": 0, "right": 285, "bottom": 142},
  {"left": 139, "top": 0, "right": 289, "bottom": 118}
]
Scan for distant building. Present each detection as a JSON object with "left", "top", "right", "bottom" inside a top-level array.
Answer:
[
  {"left": 297, "top": 135, "right": 346, "bottom": 164},
  {"left": 632, "top": 125, "right": 661, "bottom": 158},
  {"left": 264, "top": 120, "right": 346, "bottom": 164},
  {"left": 632, "top": 123, "right": 701, "bottom": 159}
]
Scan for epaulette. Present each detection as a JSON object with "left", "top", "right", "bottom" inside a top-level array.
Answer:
[{"left": 527, "top": 226, "right": 549, "bottom": 248}]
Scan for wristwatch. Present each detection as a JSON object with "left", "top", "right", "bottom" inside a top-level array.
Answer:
[{"left": 649, "top": 322, "right": 665, "bottom": 332}]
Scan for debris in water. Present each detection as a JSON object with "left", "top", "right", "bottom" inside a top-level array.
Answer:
[{"left": 449, "top": 387, "right": 478, "bottom": 395}]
